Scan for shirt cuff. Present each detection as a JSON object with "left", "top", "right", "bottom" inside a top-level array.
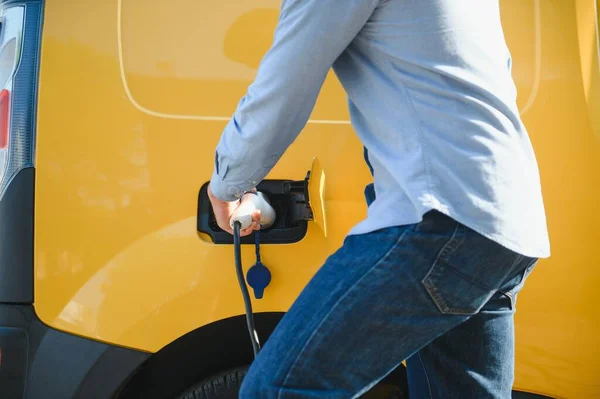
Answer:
[{"left": 209, "top": 168, "right": 245, "bottom": 202}]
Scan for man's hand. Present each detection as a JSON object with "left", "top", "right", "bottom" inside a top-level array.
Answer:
[{"left": 207, "top": 185, "right": 261, "bottom": 236}]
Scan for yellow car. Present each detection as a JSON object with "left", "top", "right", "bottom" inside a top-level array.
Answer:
[{"left": 0, "top": 0, "right": 598, "bottom": 398}]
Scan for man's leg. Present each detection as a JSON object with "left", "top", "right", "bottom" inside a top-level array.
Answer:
[
  {"left": 406, "top": 260, "right": 537, "bottom": 398},
  {"left": 239, "top": 211, "right": 536, "bottom": 399}
]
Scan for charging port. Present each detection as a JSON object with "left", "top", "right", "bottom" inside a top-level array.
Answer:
[{"left": 197, "top": 172, "right": 313, "bottom": 244}]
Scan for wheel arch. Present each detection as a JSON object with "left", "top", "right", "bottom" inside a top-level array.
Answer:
[{"left": 115, "top": 312, "right": 284, "bottom": 399}]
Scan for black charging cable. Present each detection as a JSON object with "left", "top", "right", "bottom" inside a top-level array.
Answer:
[{"left": 233, "top": 221, "right": 261, "bottom": 357}]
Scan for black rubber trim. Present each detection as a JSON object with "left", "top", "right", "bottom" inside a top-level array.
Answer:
[
  {"left": 0, "top": 325, "right": 28, "bottom": 398},
  {"left": 0, "top": 304, "right": 149, "bottom": 399},
  {"left": 0, "top": 0, "right": 43, "bottom": 196},
  {"left": 0, "top": 167, "right": 34, "bottom": 302},
  {"left": 117, "top": 312, "right": 284, "bottom": 399},
  {"left": 0, "top": 0, "right": 44, "bottom": 303}
]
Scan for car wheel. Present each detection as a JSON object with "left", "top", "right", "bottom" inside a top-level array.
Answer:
[
  {"left": 176, "top": 367, "right": 247, "bottom": 399},
  {"left": 176, "top": 365, "right": 408, "bottom": 399}
]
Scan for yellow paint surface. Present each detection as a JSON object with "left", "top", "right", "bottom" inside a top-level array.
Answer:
[{"left": 34, "top": 1, "right": 600, "bottom": 397}]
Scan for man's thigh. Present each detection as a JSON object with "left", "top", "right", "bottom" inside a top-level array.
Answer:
[
  {"left": 240, "top": 211, "right": 533, "bottom": 399},
  {"left": 407, "top": 259, "right": 537, "bottom": 399}
]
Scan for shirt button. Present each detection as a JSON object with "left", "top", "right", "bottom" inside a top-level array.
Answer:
[{"left": 251, "top": 181, "right": 257, "bottom": 185}]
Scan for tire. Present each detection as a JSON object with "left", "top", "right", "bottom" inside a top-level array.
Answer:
[
  {"left": 176, "top": 365, "right": 408, "bottom": 399},
  {"left": 176, "top": 367, "right": 248, "bottom": 399}
]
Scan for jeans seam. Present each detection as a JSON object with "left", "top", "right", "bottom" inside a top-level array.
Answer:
[
  {"left": 417, "top": 352, "right": 434, "bottom": 399},
  {"left": 276, "top": 228, "right": 411, "bottom": 399},
  {"left": 439, "top": 263, "right": 492, "bottom": 291},
  {"left": 420, "top": 223, "right": 460, "bottom": 312},
  {"left": 421, "top": 224, "right": 482, "bottom": 316}
]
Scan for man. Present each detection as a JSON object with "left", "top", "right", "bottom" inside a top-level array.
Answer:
[{"left": 207, "top": 0, "right": 550, "bottom": 397}]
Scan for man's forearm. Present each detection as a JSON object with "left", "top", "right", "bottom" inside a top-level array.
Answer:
[{"left": 209, "top": 0, "right": 378, "bottom": 202}]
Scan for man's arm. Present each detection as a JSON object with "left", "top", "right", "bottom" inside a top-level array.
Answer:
[{"left": 209, "top": 0, "right": 379, "bottom": 201}]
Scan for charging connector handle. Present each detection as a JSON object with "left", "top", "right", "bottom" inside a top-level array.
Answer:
[
  {"left": 233, "top": 222, "right": 261, "bottom": 357},
  {"left": 230, "top": 192, "right": 276, "bottom": 230}
]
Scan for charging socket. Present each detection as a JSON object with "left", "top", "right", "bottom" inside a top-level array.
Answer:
[{"left": 197, "top": 172, "right": 313, "bottom": 244}]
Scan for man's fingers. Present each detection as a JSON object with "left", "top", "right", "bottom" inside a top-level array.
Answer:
[
  {"left": 240, "top": 221, "right": 259, "bottom": 237},
  {"left": 236, "top": 210, "right": 262, "bottom": 237},
  {"left": 252, "top": 209, "right": 262, "bottom": 224},
  {"left": 209, "top": 188, "right": 263, "bottom": 237}
]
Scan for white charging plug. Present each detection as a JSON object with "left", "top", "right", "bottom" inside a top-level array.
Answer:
[{"left": 229, "top": 192, "right": 276, "bottom": 230}]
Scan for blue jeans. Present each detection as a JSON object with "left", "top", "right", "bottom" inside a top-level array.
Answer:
[{"left": 239, "top": 210, "right": 537, "bottom": 398}]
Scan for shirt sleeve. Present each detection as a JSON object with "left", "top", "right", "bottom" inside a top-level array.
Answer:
[{"left": 209, "top": 0, "right": 379, "bottom": 201}]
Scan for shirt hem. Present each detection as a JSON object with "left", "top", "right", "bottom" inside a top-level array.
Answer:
[{"left": 347, "top": 206, "right": 551, "bottom": 259}]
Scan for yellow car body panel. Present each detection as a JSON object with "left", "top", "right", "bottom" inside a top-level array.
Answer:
[{"left": 34, "top": 1, "right": 599, "bottom": 397}]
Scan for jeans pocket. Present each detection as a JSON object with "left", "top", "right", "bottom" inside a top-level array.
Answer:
[
  {"left": 421, "top": 230, "right": 496, "bottom": 316},
  {"left": 422, "top": 261, "right": 496, "bottom": 316}
]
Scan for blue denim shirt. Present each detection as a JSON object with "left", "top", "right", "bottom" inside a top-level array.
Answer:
[{"left": 210, "top": 0, "right": 550, "bottom": 258}]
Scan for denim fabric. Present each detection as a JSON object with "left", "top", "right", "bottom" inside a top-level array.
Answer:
[{"left": 239, "top": 210, "right": 537, "bottom": 398}]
